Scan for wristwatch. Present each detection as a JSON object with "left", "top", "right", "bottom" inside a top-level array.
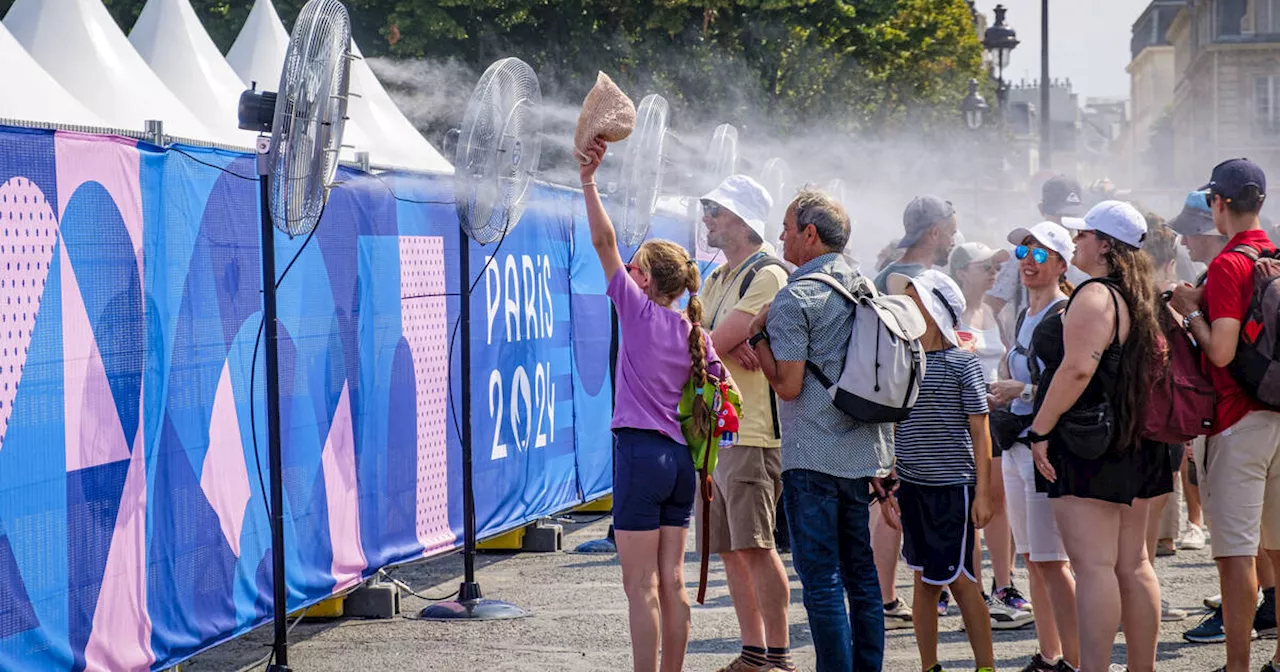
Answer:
[
  {"left": 1025, "top": 429, "right": 1052, "bottom": 444},
  {"left": 1018, "top": 383, "right": 1034, "bottom": 403},
  {"left": 748, "top": 330, "right": 769, "bottom": 348},
  {"left": 1182, "top": 310, "right": 1204, "bottom": 330}
]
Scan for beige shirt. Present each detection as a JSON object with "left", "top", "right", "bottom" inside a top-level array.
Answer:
[{"left": 701, "top": 246, "right": 787, "bottom": 448}]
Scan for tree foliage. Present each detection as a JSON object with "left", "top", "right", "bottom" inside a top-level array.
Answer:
[{"left": 0, "top": 0, "right": 985, "bottom": 136}]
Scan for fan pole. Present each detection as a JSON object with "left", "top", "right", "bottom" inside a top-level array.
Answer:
[
  {"left": 257, "top": 141, "right": 291, "bottom": 671},
  {"left": 458, "top": 229, "right": 481, "bottom": 601},
  {"left": 419, "top": 229, "right": 528, "bottom": 622}
]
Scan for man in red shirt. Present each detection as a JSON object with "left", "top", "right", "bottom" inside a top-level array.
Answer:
[{"left": 1172, "top": 158, "right": 1280, "bottom": 672}]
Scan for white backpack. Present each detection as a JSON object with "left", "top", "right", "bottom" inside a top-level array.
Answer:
[{"left": 798, "top": 272, "right": 928, "bottom": 423}]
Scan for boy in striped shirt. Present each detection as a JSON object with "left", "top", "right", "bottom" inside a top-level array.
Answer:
[{"left": 886, "top": 269, "right": 995, "bottom": 672}]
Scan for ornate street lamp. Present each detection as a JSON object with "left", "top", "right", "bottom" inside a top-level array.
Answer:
[
  {"left": 961, "top": 79, "right": 989, "bottom": 130},
  {"left": 983, "top": 4, "right": 1019, "bottom": 113}
]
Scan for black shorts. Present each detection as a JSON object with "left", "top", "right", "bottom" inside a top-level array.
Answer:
[
  {"left": 898, "top": 481, "right": 977, "bottom": 586},
  {"left": 612, "top": 429, "right": 696, "bottom": 531}
]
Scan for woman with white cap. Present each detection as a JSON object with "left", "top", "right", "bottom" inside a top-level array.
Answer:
[
  {"left": 999, "top": 222, "right": 1081, "bottom": 672},
  {"left": 1026, "top": 200, "right": 1163, "bottom": 672}
]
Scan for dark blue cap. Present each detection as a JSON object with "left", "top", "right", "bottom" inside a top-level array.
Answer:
[{"left": 1209, "top": 158, "right": 1267, "bottom": 202}]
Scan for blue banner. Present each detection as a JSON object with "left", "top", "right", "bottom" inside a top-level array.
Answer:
[{"left": 0, "top": 126, "right": 616, "bottom": 671}]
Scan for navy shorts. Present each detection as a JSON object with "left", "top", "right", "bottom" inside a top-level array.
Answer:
[
  {"left": 612, "top": 428, "right": 696, "bottom": 531},
  {"left": 899, "top": 481, "right": 977, "bottom": 586}
]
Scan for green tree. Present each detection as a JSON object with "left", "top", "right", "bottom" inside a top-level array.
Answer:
[{"left": 0, "top": 0, "right": 985, "bottom": 136}]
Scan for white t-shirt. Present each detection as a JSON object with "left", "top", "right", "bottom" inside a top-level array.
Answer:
[{"left": 960, "top": 315, "right": 1004, "bottom": 385}]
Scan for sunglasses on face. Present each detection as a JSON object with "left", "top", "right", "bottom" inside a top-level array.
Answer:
[
  {"left": 702, "top": 201, "right": 723, "bottom": 218},
  {"left": 967, "top": 260, "right": 998, "bottom": 273},
  {"left": 1015, "top": 245, "right": 1050, "bottom": 264}
]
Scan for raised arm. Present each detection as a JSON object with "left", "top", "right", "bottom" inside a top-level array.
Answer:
[{"left": 579, "top": 137, "right": 624, "bottom": 281}]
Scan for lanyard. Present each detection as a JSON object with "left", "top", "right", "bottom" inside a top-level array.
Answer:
[{"left": 707, "top": 250, "right": 766, "bottom": 330}]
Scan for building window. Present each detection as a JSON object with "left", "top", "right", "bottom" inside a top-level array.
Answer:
[
  {"left": 1256, "top": 76, "right": 1280, "bottom": 134},
  {"left": 1258, "top": 0, "right": 1280, "bottom": 33},
  {"left": 1221, "top": 0, "right": 1246, "bottom": 36}
]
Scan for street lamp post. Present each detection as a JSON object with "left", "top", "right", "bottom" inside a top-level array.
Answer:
[
  {"left": 1040, "top": 0, "right": 1052, "bottom": 169},
  {"left": 982, "top": 4, "right": 1019, "bottom": 118}
]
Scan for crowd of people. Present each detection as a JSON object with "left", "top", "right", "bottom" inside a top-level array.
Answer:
[{"left": 577, "top": 133, "right": 1280, "bottom": 672}]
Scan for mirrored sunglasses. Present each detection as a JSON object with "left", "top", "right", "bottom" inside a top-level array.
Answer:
[{"left": 1015, "top": 245, "right": 1049, "bottom": 264}]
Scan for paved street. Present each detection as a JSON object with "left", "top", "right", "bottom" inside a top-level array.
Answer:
[{"left": 189, "top": 515, "right": 1270, "bottom": 671}]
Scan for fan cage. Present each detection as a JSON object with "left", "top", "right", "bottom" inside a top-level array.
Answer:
[
  {"left": 698, "top": 123, "right": 739, "bottom": 255},
  {"left": 455, "top": 57, "right": 543, "bottom": 245},
  {"left": 269, "top": 0, "right": 352, "bottom": 238},
  {"left": 617, "top": 94, "right": 669, "bottom": 247},
  {"left": 760, "top": 157, "right": 791, "bottom": 243}
]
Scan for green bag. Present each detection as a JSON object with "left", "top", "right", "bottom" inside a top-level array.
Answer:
[
  {"left": 679, "top": 367, "right": 741, "bottom": 606},
  {"left": 678, "top": 374, "right": 741, "bottom": 476}
]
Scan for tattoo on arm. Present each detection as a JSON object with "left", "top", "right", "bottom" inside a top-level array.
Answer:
[{"left": 1091, "top": 351, "right": 1103, "bottom": 362}]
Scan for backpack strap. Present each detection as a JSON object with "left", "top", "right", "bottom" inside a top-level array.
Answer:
[
  {"left": 737, "top": 255, "right": 788, "bottom": 300},
  {"left": 1012, "top": 298, "right": 1069, "bottom": 385},
  {"left": 794, "top": 272, "right": 859, "bottom": 389},
  {"left": 1232, "top": 244, "right": 1261, "bottom": 261}
]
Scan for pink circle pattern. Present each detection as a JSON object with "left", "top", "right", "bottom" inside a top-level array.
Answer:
[
  {"left": 0, "top": 177, "right": 57, "bottom": 450},
  {"left": 399, "top": 236, "right": 455, "bottom": 554}
]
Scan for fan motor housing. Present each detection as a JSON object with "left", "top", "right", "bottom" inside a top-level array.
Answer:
[{"left": 238, "top": 89, "right": 279, "bottom": 133}]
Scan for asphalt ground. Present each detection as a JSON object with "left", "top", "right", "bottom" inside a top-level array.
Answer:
[{"left": 187, "top": 515, "right": 1275, "bottom": 672}]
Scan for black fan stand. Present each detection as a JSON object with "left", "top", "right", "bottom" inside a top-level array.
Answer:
[
  {"left": 252, "top": 135, "right": 292, "bottom": 672},
  {"left": 419, "top": 228, "right": 527, "bottom": 621}
]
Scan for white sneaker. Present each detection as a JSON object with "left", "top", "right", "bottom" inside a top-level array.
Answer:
[
  {"left": 883, "top": 598, "right": 913, "bottom": 630},
  {"left": 1179, "top": 524, "right": 1207, "bottom": 550},
  {"left": 1161, "top": 598, "right": 1189, "bottom": 622},
  {"left": 1204, "top": 593, "right": 1223, "bottom": 610},
  {"left": 988, "top": 594, "right": 1035, "bottom": 630}
]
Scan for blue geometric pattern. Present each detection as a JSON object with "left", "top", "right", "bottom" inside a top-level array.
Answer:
[{"left": 0, "top": 127, "right": 617, "bottom": 671}]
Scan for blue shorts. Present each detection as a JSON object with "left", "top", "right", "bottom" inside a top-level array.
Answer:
[{"left": 612, "top": 429, "right": 696, "bottom": 531}]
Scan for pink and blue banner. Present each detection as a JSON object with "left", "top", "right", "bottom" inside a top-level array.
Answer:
[{"left": 0, "top": 126, "right": 616, "bottom": 670}]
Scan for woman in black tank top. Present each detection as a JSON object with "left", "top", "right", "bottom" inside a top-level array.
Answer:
[{"left": 1025, "top": 202, "right": 1164, "bottom": 672}]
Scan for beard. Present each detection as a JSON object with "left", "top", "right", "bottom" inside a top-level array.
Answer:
[{"left": 934, "top": 245, "right": 953, "bottom": 267}]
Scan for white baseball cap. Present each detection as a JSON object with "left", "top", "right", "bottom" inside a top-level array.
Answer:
[
  {"left": 1063, "top": 200, "right": 1148, "bottom": 249},
  {"left": 949, "top": 242, "right": 1011, "bottom": 276},
  {"left": 887, "top": 269, "right": 967, "bottom": 347},
  {"left": 701, "top": 175, "right": 774, "bottom": 238},
  {"left": 1006, "top": 221, "right": 1075, "bottom": 263}
]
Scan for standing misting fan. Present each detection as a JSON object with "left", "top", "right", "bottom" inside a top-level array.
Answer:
[
  {"left": 693, "top": 123, "right": 739, "bottom": 258},
  {"left": 420, "top": 56, "right": 543, "bottom": 621},
  {"left": 236, "top": 0, "right": 353, "bottom": 667}
]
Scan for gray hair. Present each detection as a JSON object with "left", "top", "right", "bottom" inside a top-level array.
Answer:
[{"left": 791, "top": 187, "right": 850, "bottom": 251}]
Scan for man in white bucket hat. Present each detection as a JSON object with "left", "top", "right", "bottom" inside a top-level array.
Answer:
[{"left": 697, "top": 174, "right": 797, "bottom": 672}]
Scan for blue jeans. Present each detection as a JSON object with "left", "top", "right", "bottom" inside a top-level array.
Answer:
[{"left": 783, "top": 469, "right": 884, "bottom": 672}]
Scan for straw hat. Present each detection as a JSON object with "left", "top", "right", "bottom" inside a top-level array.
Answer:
[{"left": 574, "top": 72, "right": 636, "bottom": 164}]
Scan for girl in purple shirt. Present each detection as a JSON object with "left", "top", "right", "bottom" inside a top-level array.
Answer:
[{"left": 580, "top": 137, "right": 724, "bottom": 672}]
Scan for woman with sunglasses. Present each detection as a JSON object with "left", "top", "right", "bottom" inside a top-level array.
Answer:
[
  {"left": 999, "top": 222, "right": 1081, "bottom": 672},
  {"left": 1026, "top": 201, "right": 1162, "bottom": 672},
  {"left": 579, "top": 137, "right": 730, "bottom": 672}
]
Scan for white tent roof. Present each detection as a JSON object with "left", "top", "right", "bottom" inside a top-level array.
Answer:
[
  {"left": 349, "top": 42, "right": 453, "bottom": 175},
  {"left": 225, "top": 0, "right": 288, "bottom": 95},
  {"left": 3, "top": 0, "right": 218, "bottom": 142},
  {"left": 129, "top": 0, "right": 255, "bottom": 147},
  {"left": 225, "top": 0, "right": 370, "bottom": 160},
  {"left": 0, "top": 21, "right": 106, "bottom": 127},
  {"left": 227, "top": 0, "right": 451, "bottom": 174}
]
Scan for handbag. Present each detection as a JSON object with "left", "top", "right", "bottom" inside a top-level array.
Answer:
[
  {"left": 1051, "top": 399, "right": 1115, "bottom": 460},
  {"left": 990, "top": 408, "right": 1031, "bottom": 453},
  {"left": 678, "top": 368, "right": 741, "bottom": 606}
]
